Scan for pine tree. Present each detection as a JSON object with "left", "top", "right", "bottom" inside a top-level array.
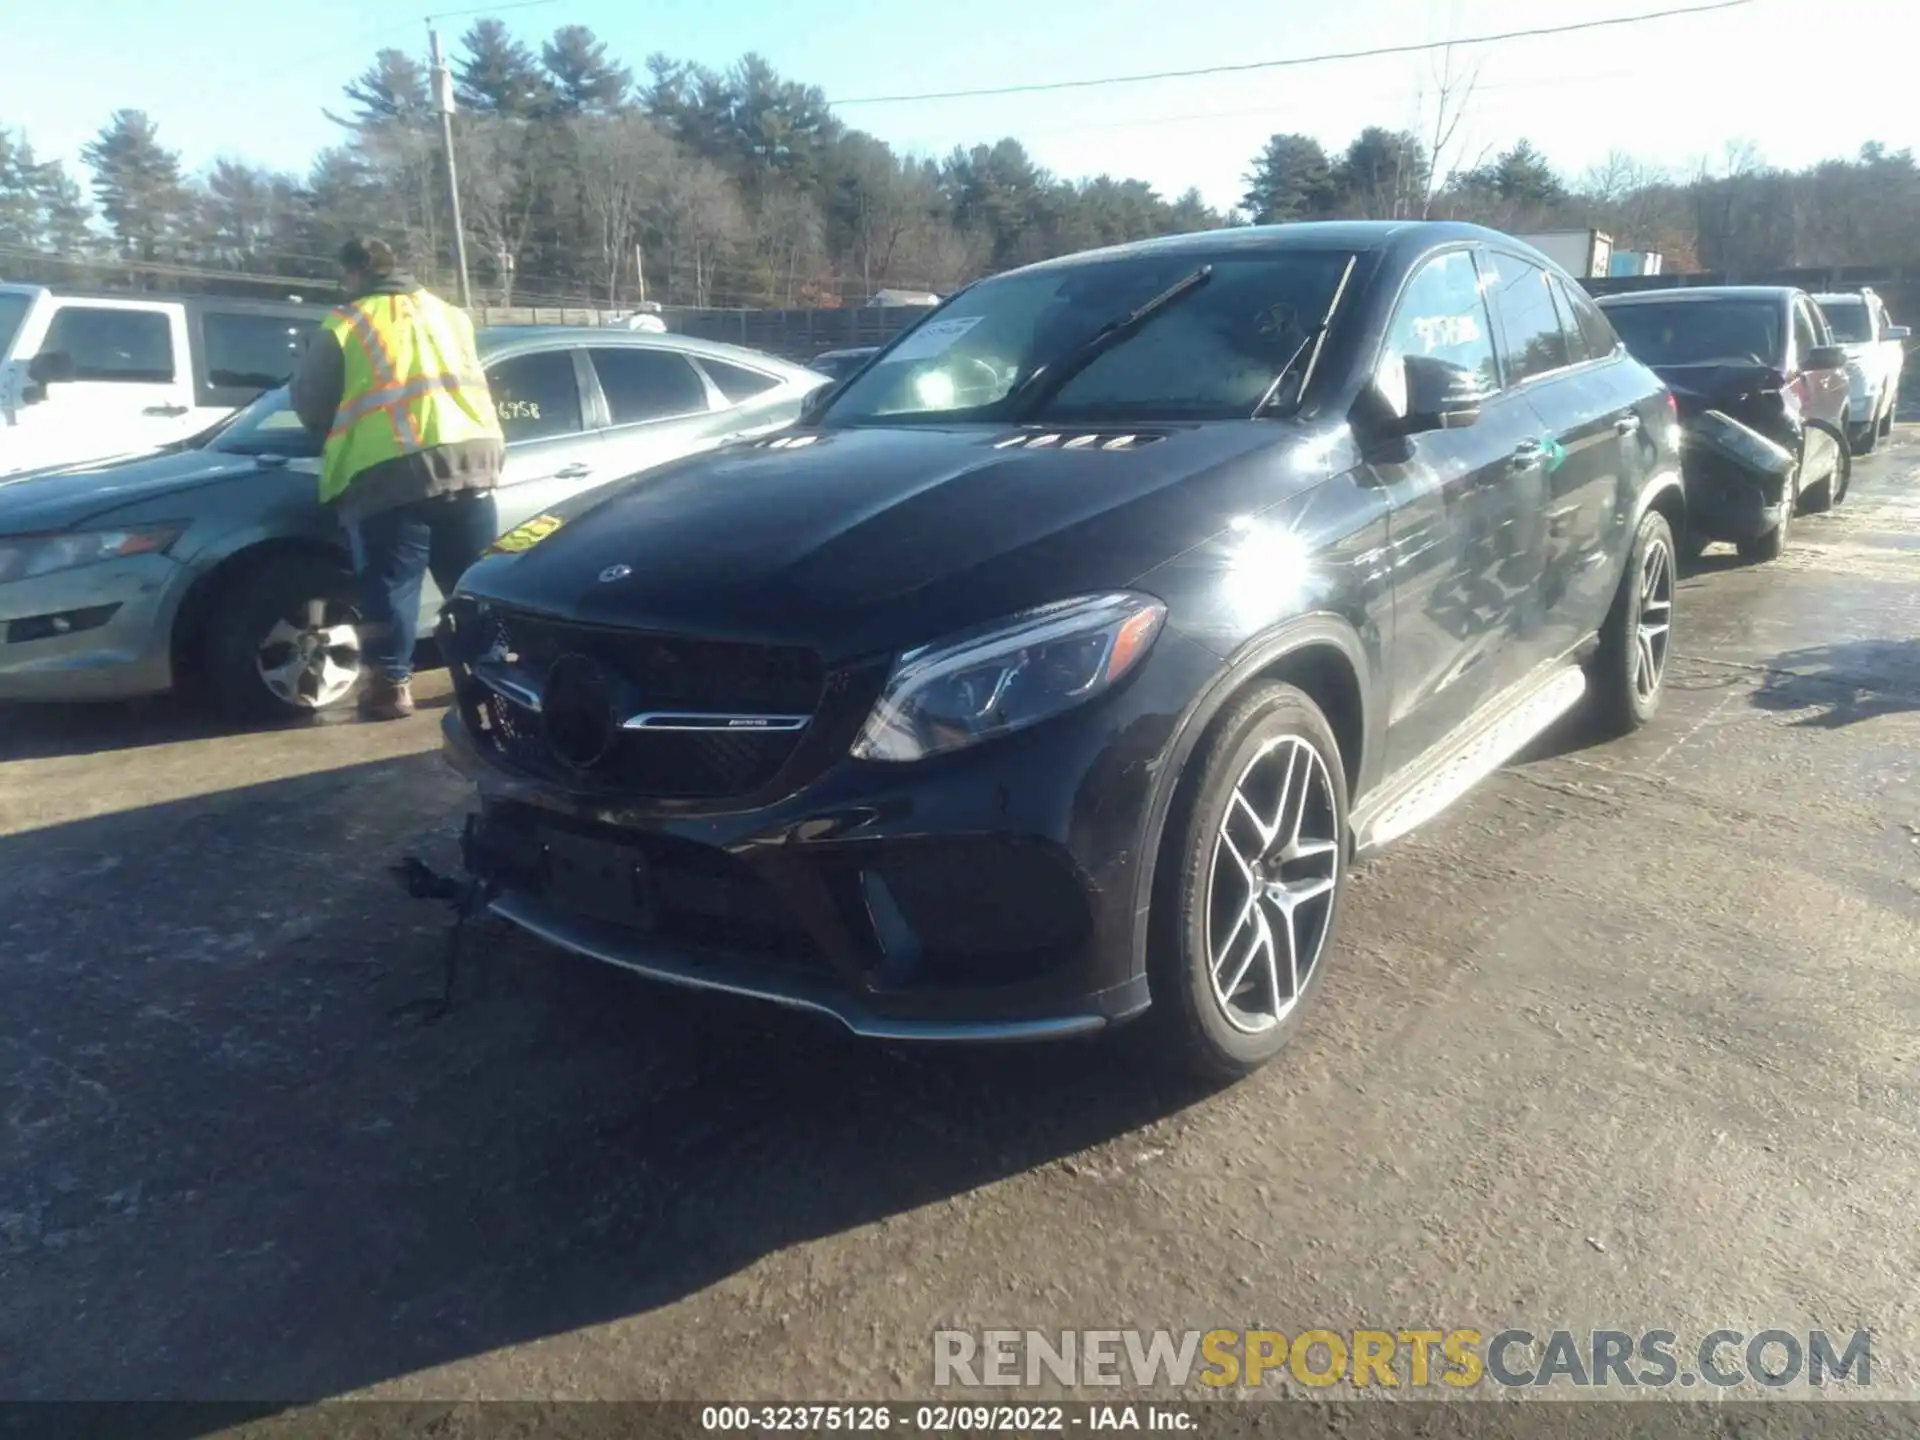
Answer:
[
  {"left": 1241, "top": 134, "right": 1337, "bottom": 224},
  {"left": 341, "top": 49, "right": 432, "bottom": 126},
  {"left": 81, "top": 109, "right": 191, "bottom": 268},
  {"left": 36, "top": 159, "right": 94, "bottom": 257},
  {"left": 456, "top": 20, "right": 554, "bottom": 118},
  {"left": 542, "top": 26, "right": 630, "bottom": 116},
  {"left": 0, "top": 127, "right": 44, "bottom": 249}
]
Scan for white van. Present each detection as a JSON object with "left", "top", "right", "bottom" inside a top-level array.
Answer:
[{"left": 0, "top": 284, "right": 323, "bottom": 476}]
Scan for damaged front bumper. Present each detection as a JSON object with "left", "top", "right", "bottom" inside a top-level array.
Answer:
[
  {"left": 439, "top": 705, "right": 1157, "bottom": 1043},
  {"left": 1677, "top": 409, "right": 1799, "bottom": 542}
]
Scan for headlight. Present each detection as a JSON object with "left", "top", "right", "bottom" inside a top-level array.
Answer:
[
  {"left": 850, "top": 591, "right": 1167, "bottom": 763},
  {"left": 0, "top": 523, "right": 186, "bottom": 584}
]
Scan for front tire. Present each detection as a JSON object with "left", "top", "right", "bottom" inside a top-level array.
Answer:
[
  {"left": 1149, "top": 683, "right": 1349, "bottom": 1081},
  {"left": 201, "top": 554, "right": 363, "bottom": 722},
  {"left": 1588, "top": 508, "right": 1675, "bottom": 737}
]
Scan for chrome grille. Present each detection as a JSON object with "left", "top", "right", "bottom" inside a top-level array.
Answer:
[{"left": 446, "top": 598, "right": 823, "bottom": 799}]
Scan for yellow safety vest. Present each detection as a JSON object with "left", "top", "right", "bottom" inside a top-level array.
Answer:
[{"left": 317, "top": 289, "right": 503, "bottom": 505}]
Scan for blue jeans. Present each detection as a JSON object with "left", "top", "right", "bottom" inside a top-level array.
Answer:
[{"left": 346, "top": 491, "right": 499, "bottom": 682}]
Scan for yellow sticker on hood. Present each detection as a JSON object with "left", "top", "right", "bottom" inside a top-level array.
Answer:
[{"left": 487, "top": 512, "right": 565, "bottom": 555}]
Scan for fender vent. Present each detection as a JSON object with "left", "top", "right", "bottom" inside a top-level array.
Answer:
[{"left": 989, "top": 430, "right": 1167, "bottom": 452}]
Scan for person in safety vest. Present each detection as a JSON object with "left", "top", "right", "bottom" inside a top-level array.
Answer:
[{"left": 291, "top": 237, "right": 505, "bottom": 720}]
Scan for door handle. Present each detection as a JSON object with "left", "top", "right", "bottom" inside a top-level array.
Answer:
[
  {"left": 1614, "top": 415, "right": 1641, "bottom": 436},
  {"left": 143, "top": 404, "right": 190, "bottom": 417},
  {"left": 1509, "top": 441, "right": 1544, "bottom": 471},
  {"left": 554, "top": 462, "right": 593, "bottom": 479}
]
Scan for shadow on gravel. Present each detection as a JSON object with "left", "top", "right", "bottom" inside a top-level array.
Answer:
[
  {"left": 1752, "top": 638, "right": 1920, "bottom": 729},
  {"left": 0, "top": 753, "right": 1211, "bottom": 1413},
  {"left": 0, "top": 645, "right": 452, "bottom": 763}
]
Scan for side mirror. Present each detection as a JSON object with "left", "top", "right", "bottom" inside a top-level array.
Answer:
[
  {"left": 1884, "top": 325, "right": 1910, "bottom": 342},
  {"left": 1400, "top": 355, "right": 1492, "bottom": 434},
  {"left": 797, "top": 383, "right": 833, "bottom": 424},
  {"left": 27, "top": 350, "right": 75, "bottom": 386},
  {"left": 1804, "top": 344, "right": 1849, "bottom": 372}
]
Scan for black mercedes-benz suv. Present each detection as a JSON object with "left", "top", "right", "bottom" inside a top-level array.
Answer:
[{"left": 439, "top": 221, "right": 1684, "bottom": 1077}]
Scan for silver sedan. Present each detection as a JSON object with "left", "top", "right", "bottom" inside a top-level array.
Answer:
[{"left": 0, "top": 328, "right": 826, "bottom": 719}]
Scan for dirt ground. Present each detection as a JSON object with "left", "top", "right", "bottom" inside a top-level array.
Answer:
[{"left": 4, "top": 435, "right": 1919, "bottom": 1410}]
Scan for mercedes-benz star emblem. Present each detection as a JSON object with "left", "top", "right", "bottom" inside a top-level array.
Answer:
[
  {"left": 541, "top": 654, "right": 618, "bottom": 770},
  {"left": 598, "top": 563, "right": 632, "bottom": 583}
]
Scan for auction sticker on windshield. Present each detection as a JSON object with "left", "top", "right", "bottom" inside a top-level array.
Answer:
[{"left": 883, "top": 316, "right": 983, "bottom": 363}]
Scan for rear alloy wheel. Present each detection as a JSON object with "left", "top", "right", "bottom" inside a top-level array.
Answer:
[
  {"left": 1153, "top": 683, "right": 1348, "bottom": 1080},
  {"left": 1590, "top": 507, "right": 1675, "bottom": 736},
  {"left": 202, "top": 554, "right": 363, "bottom": 721}
]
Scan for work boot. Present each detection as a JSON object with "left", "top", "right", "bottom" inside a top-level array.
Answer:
[{"left": 359, "top": 675, "right": 415, "bottom": 720}]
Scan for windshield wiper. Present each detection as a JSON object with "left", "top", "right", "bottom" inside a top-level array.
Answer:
[
  {"left": 1009, "top": 265, "right": 1214, "bottom": 420},
  {"left": 1253, "top": 253, "right": 1354, "bottom": 418}
]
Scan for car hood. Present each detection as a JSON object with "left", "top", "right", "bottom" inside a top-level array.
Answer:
[
  {"left": 458, "top": 421, "right": 1319, "bottom": 660},
  {"left": 0, "top": 447, "right": 278, "bottom": 532}
]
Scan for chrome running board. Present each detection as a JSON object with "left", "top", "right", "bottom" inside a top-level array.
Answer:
[{"left": 1353, "top": 665, "right": 1587, "bottom": 854}]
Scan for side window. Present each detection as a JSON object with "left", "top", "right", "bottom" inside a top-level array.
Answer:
[
  {"left": 485, "top": 349, "right": 584, "bottom": 442},
  {"left": 1791, "top": 301, "right": 1818, "bottom": 363},
  {"left": 203, "top": 312, "right": 312, "bottom": 390},
  {"left": 1556, "top": 276, "right": 1620, "bottom": 361},
  {"left": 1484, "top": 256, "right": 1569, "bottom": 384},
  {"left": 588, "top": 347, "right": 713, "bottom": 425},
  {"left": 697, "top": 357, "right": 782, "bottom": 403},
  {"left": 1377, "top": 249, "right": 1500, "bottom": 412},
  {"left": 40, "top": 306, "right": 174, "bottom": 383},
  {"left": 1547, "top": 277, "right": 1593, "bottom": 365}
]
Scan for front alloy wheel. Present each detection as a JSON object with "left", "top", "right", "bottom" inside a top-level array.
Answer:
[
  {"left": 1152, "top": 681, "right": 1350, "bottom": 1079},
  {"left": 1205, "top": 736, "right": 1341, "bottom": 1033},
  {"left": 255, "top": 606, "right": 362, "bottom": 710}
]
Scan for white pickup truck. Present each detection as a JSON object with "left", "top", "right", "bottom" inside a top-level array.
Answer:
[
  {"left": 1811, "top": 288, "right": 1909, "bottom": 454},
  {"left": 0, "top": 283, "right": 321, "bottom": 476}
]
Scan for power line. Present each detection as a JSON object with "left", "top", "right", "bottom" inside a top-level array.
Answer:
[
  {"left": 423, "top": 0, "right": 559, "bottom": 23},
  {"left": 829, "top": 0, "right": 1754, "bottom": 106},
  {"left": 1017, "top": 66, "right": 1637, "bottom": 139}
]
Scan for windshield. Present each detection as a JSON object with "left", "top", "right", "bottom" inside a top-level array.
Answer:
[
  {"left": 1816, "top": 299, "right": 1872, "bottom": 343},
  {"left": 1604, "top": 300, "right": 1784, "bottom": 368},
  {"left": 0, "top": 292, "right": 30, "bottom": 358},
  {"left": 204, "top": 386, "right": 321, "bottom": 458},
  {"left": 818, "top": 250, "right": 1353, "bottom": 426}
]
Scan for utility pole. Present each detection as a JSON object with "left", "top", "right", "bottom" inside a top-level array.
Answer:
[{"left": 429, "top": 26, "right": 473, "bottom": 310}]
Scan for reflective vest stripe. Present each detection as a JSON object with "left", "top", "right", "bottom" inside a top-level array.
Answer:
[
  {"left": 327, "top": 373, "right": 490, "bottom": 441},
  {"left": 331, "top": 303, "right": 413, "bottom": 446}
]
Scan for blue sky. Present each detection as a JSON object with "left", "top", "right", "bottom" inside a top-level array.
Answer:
[{"left": 8, "top": 0, "right": 1912, "bottom": 215}]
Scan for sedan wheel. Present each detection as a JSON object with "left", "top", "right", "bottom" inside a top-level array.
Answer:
[
  {"left": 1205, "top": 734, "right": 1342, "bottom": 1034},
  {"left": 201, "top": 552, "right": 362, "bottom": 722},
  {"left": 255, "top": 609, "right": 362, "bottom": 710}
]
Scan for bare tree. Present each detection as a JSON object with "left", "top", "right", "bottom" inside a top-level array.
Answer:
[
  {"left": 571, "top": 114, "right": 674, "bottom": 304},
  {"left": 647, "top": 151, "right": 744, "bottom": 306},
  {"left": 1417, "top": 43, "right": 1481, "bottom": 216},
  {"left": 455, "top": 118, "right": 540, "bottom": 302}
]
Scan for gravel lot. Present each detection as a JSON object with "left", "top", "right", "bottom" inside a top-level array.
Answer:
[{"left": 4, "top": 434, "right": 1919, "bottom": 1410}]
